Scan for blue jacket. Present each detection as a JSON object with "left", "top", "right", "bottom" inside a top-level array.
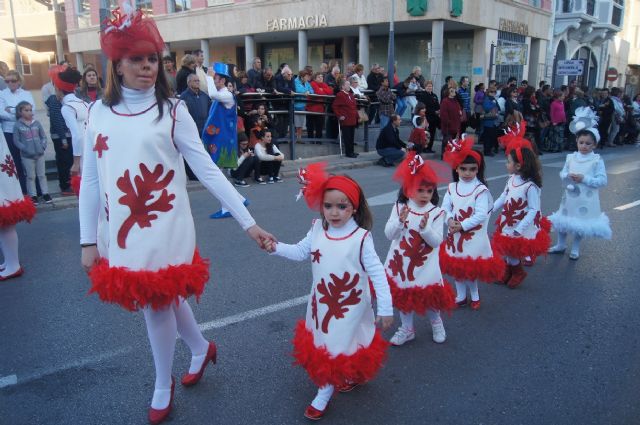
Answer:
[
  {"left": 294, "top": 78, "right": 314, "bottom": 111},
  {"left": 482, "top": 95, "right": 499, "bottom": 128},
  {"left": 458, "top": 86, "right": 471, "bottom": 113},
  {"left": 180, "top": 88, "right": 212, "bottom": 136}
]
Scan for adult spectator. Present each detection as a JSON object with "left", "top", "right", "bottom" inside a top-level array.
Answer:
[
  {"left": 345, "top": 62, "right": 356, "bottom": 77},
  {"left": 376, "top": 114, "right": 406, "bottom": 166},
  {"left": 597, "top": 88, "right": 614, "bottom": 148},
  {"left": 247, "top": 57, "right": 263, "bottom": 89},
  {"left": 440, "top": 75, "right": 453, "bottom": 99},
  {"left": 376, "top": 77, "right": 396, "bottom": 129},
  {"left": 319, "top": 62, "right": 329, "bottom": 76},
  {"left": 181, "top": 73, "right": 212, "bottom": 137},
  {"left": 404, "top": 75, "right": 420, "bottom": 117},
  {"left": 480, "top": 87, "right": 500, "bottom": 156},
  {"left": 76, "top": 67, "right": 103, "bottom": 103},
  {"left": 176, "top": 54, "right": 196, "bottom": 95},
  {"left": 393, "top": 77, "right": 411, "bottom": 118},
  {"left": 367, "top": 63, "right": 384, "bottom": 124},
  {"left": 273, "top": 66, "right": 294, "bottom": 138},
  {"left": 325, "top": 66, "right": 340, "bottom": 90},
  {"left": 275, "top": 66, "right": 294, "bottom": 94},
  {"left": 566, "top": 88, "right": 588, "bottom": 150},
  {"left": 162, "top": 55, "right": 177, "bottom": 96},
  {"left": 439, "top": 86, "right": 462, "bottom": 159},
  {"left": 259, "top": 67, "right": 276, "bottom": 93},
  {"left": 349, "top": 74, "right": 366, "bottom": 99},
  {"left": 504, "top": 86, "right": 522, "bottom": 117},
  {"left": 353, "top": 64, "right": 367, "bottom": 90},
  {"left": 332, "top": 79, "right": 359, "bottom": 158},
  {"left": 0, "top": 70, "right": 35, "bottom": 194},
  {"left": 41, "top": 70, "right": 56, "bottom": 112},
  {"left": 0, "top": 61, "right": 8, "bottom": 90},
  {"left": 473, "top": 83, "right": 486, "bottom": 135},
  {"left": 44, "top": 86, "right": 73, "bottom": 195},
  {"left": 419, "top": 80, "right": 440, "bottom": 152},
  {"left": 293, "top": 69, "right": 314, "bottom": 141},
  {"left": 410, "top": 66, "right": 426, "bottom": 88},
  {"left": 610, "top": 87, "right": 625, "bottom": 146},
  {"left": 457, "top": 76, "right": 471, "bottom": 133},
  {"left": 253, "top": 128, "right": 284, "bottom": 183},
  {"left": 308, "top": 72, "right": 332, "bottom": 141},
  {"left": 193, "top": 49, "right": 209, "bottom": 93}
]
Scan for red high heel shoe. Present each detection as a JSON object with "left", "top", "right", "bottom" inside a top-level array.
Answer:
[
  {"left": 0, "top": 267, "right": 24, "bottom": 281},
  {"left": 304, "top": 404, "right": 326, "bottom": 420},
  {"left": 181, "top": 341, "right": 217, "bottom": 387},
  {"left": 148, "top": 376, "right": 175, "bottom": 425}
]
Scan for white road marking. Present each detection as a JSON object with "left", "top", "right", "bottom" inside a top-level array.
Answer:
[
  {"left": 0, "top": 374, "right": 17, "bottom": 388},
  {"left": 614, "top": 200, "right": 640, "bottom": 211},
  {"left": 609, "top": 162, "right": 640, "bottom": 175}
]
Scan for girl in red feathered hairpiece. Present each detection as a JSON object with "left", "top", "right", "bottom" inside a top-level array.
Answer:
[
  {"left": 440, "top": 136, "right": 504, "bottom": 310},
  {"left": 382, "top": 152, "right": 455, "bottom": 346},
  {"left": 264, "top": 163, "right": 393, "bottom": 420},
  {"left": 492, "top": 120, "right": 549, "bottom": 288},
  {"left": 100, "top": 4, "right": 165, "bottom": 61}
]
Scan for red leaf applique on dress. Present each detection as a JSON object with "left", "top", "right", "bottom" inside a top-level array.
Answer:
[
  {"left": 388, "top": 249, "right": 406, "bottom": 281},
  {"left": 1, "top": 155, "right": 17, "bottom": 178},
  {"left": 399, "top": 229, "right": 433, "bottom": 281},
  {"left": 498, "top": 197, "right": 527, "bottom": 232},
  {"left": 94, "top": 133, "right": 109, "bottom": 158},
  {"left": 316, "top": 272, "right": 362, "bottom": 334},
  {"left": 533, "top": 211, "right": 541, "bottom": 228},
  {"left": 311, "top": 249, "right": 322, "bottom": 263},
  {"left": 454, "top": 207, "right": 481, "bottom": 253},
  {"left": 116, "top": 163, "right": 176, "bottom": 249},
  {"left": 311, "top": 290, "right": 319, "bottom": 330}
]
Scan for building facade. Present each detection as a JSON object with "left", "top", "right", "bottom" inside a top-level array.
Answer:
[
  {"left": 64, "top": 0, "right": 553, "bottom": 91},
  {"left": 610, "top": 0, "right": 639, "bottom": 96}
]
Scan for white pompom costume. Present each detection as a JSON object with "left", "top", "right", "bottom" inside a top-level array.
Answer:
[
  {"left": 384, "top": 153, "right": 456, "bottom": 315},
  {"left": 0, "top": 131, "right": 36, "bottom": 227}
]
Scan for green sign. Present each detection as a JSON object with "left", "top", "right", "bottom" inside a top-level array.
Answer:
[
  {"left": 407, "top": 0, "right": 428, "bottom": 16},
  {"left": 450, "top": 0, "right": 463, "bottom": 17}
]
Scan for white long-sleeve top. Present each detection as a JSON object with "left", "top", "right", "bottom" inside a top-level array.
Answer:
[
  {"left": 205, "top": 76, "right": 235, "bottom": 109},
  {"left": 61, "top": 93, "right": 88, "bottom": 158},
  {"left": 559, "top": 151, "right": 607, "bottom": 188},
  {"left": 273, "top": 218, "right": 393, "bottom": 317},
  {"left": 493, "top": 174, "right": 541, "bottom": 235},
  {"left": 441, "top": 178, "right": 490, "bottom": 231},
  {"left": 0, "top": 87, "right": 35, "bottom": 133},
  {"left": 254, "top": 142, "right": 283, "bottom": 161},
  {"left": 384, "top": 200, "right": 444, "bottom": 249},
  {"left": 79, "top": 86, "right": 255, "bottom": 244}
]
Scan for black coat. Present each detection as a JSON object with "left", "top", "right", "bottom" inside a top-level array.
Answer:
[
  {"left": 376, "top": 122, "right": 406, "bottom": 150},
  {"left": 176, "top": 66, "right": 195, "bottom": 96}
]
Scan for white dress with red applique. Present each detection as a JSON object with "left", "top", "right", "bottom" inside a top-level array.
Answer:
[
  {"left": 0, "top": 131, "right": 35, "bottom": 227},
  {"left": 274, "top": 218, "right": 392, "bottom": 388},
  {"left": 384, "top": 201, "right": 455, "bottom": 315},
  {"left": 440, "top": 180, "right": 504, "bottom": 282},
  {"left": 492, "top": 175, "right": 551, "bottom": 259},
  {"left": 79, "top": 86, "right": 255, "bottom": 311}
]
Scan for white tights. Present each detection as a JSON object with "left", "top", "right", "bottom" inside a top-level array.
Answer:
[
  {"left": 454, "top": 279, "right": 479, "bottom": 302},
  {"left": 311, "top": 385, "right": 334, "bottom": 410},
  {"left": 504, "top": 256, "right": 520, "bottom": 266},
  {"left": 399, "top": 309, "right": 442, "bottom": 331},
  {"left": 555, "top": 232, "right": 583, "bottom": 256},
  {"left": 0, "top": 226, "right": 20, "bottom": 277},
  {"left": 143, "top": 298, "right": 209, "bottom": 409}
]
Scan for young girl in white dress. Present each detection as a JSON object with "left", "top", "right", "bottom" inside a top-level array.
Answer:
[
  {"left": 384, "top": 153, "right": 455, "bottom": 345},
  {"left": 265, "top": 163, "right": 393, "bottom": 420}
]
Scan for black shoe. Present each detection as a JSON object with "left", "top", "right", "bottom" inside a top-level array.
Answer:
[
  {"left": 31, "top": 196, "right": 39, "bottom": 206},
  {"left": 376, "top": 158, "right": 387, "bottom": 166},
  {"left": 255, "top": 177, "right": 267, "bottom": 185},
  {"left": 42, "top": 194, "right": 53, "bottom": 204},
  {"left": 273, "top": 177, "right": 284, "bottom": 183},
  {"left": 234, "top": 179, "right": 250, "bottom": 187},
  {"left": 346, "top": 153, "right": 358, "bottom": 158}
]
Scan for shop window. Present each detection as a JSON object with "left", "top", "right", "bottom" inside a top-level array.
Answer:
[
  {"left": 136, "top": 0, "right": 153, "bottom": 14},
  {"left": 586, "top": 0, "right": 595, "bottom": 15},
  {"left": 612, "top": 5, "right": 623, "bottom": 26},
  {"left": 170, "top": 0, "right": 191, "bottom": 12},
  {"left": 495, "top": 31, "right": 526, "bottom": 85},
  {"left": 21, "top": 55, "right": 32, "bottom": 76}
]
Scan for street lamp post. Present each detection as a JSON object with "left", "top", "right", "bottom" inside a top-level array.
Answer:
[
  {"left": 8, "top": 0, "right": 22, "bottom": 72},
  {"left": 387, "top": 0, "right": 395, "bottom": 84}
]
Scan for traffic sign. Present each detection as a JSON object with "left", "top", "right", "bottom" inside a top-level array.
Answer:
[
  {"left": 556, "top": 60, "right": 584, "bottom": 76},
  {"left": 606, "top": 68, "right": 618, "bottom": 82}
]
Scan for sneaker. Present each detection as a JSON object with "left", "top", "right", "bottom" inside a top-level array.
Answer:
[
  {"left": 30, "top": 196, "right": 39, "bottom": 206},
  {"left": 234, "top": 179, "right": 249, "bottom": 187},
  {"left": 431, "top": 321, "right": 447, "bottom": 344},
  {"left": 267, "top": 177, "right": 275, "bottom": 184},
  {"left": 389, "top": 327, "right": 415, "bottom": 346},
  {"left": 209, "top": 210, "right": 232, "bottom": 219},
  {"left": 548, "top": 245, "right": 566, "bottom": 254},
  {"left": 255, "top": 177, "right": 267, "bottom": 185},
  {"left": 273, "top": 176, "right": 283, "bottom": 183},
  {"left": 42, "top": 194, "right": 53, "bottom": 204},
  {"left": 569, "top": 252, "right": 579, "bottom": 260}
]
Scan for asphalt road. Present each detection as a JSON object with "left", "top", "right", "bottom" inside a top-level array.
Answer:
[{"left": 1, "top": 145, "right": 639, "bottom": 425}]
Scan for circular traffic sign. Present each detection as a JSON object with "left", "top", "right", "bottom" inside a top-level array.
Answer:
[{"left": 606, "top": 68, "right": 618, "bottom": 82}]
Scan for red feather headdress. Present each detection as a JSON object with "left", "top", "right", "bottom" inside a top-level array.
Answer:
[
  {"left": 297, "top": 162, "right": 361, "bottom": 211},
  {"left": 442, "top": 134, "right": 482, "bottom": 169},
  {"left": 498, "top": 120, "right": 534, "bottom": 164},
  {"left": 393, "top": 152, "right": 449, "bottom": 198},
  {"left": 100, "top": 5, "right": 165, "bottom": 61}
]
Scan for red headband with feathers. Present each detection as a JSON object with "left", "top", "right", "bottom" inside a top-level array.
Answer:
[
  {"left": 297, "top": 162, "right": 361, "bottom": 211},
  {"left": 443, "top": 134, "right": 482, "bottom": 169},
  {"left": 393, "top": 152, "right": 449, "bottom": 198},
  {"left": 100, "top": 6, "right": 165, "bottom": 61},
  {"left": 498, "top": 120, "right": 534, "bottom": 164}
]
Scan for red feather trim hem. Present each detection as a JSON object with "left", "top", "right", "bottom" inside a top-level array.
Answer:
[
  {"left": 291, "top": 320, "right": 389, "bottom": 388},
  {"left": 71, "top": 175, "right": 81, "bottom": 197},
  {"left": 88, "top": 250, "right": 210, "bottom": 312},
  {"left": 0, "top": 196, "right": 36, "bottom": 227},
  {"left": 387, "top": 274, "right": 456, "bottom": 315},
  {"left": 439, "top": 244, "right": 505, "bottom": 283},
  {"left": 492, "top": 218, "right": 551, "bottom": 259}
]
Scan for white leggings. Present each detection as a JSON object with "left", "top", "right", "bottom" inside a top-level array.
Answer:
[
  {"left": 0, "top": 225, "right": 19, "bottom": 275},
  {"left": 454, "top": 279, "right": 480, "bottom": 302}
]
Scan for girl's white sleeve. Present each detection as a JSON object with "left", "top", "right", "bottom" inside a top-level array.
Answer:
[
  {"left": 420, "top": 210, "right": 445, "bottom": 248},
  {"left": 493, "top": 182, "right": 508, "bottom": 212},
  {"left": 559, "top": 155, "right": 570, "bottom": 180},
  {"left": 61, "top": 105, "right": 83, "bottom": 157},
  {"left": 384, "top": 203, "right": 404, "bottom": 241},
  {"left": 254, "top": 143, "right": 277, "bottom": 161},
  {"left": 361, "top": 234, "right": 393, "bottom": 317},
  {"left": 173, "top": 101, "right": 256, "bottom": 230},
  {"left": 514, "top": 185, "right": 541, "bottom": 235},
  {"left": 441, "top": 190, "right": 454, "bottom": 222},
  {"left": 79, "top": 119, "right": 99, "bottom": 244},
  {"left": 272, "top": 227, "right": 313, "bottom": 261},
  {"left": 460, "top": 191, "right": 489, "bottom": 231},
  {"left": 582, "top": 159, "right": 607, "bottom": 188}
]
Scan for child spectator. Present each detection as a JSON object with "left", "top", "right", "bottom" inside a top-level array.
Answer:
[
  {"left": 12, "top": 101, "right": 52, "bottom": 205},
  {"left": 230, "top": 133, "right": 260, "bottom": 187},
  {"left": 408, "top": 116, "right": 428, "bottom": 154},
  {"left": 253, "top": 129, "right": 284, "bottom": 184}
]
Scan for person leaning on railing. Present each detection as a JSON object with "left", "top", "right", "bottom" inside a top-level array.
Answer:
[{"left": 308, "top": 72, "right": 332, "bottom": 142}]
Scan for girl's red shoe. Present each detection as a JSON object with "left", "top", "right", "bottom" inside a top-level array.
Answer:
[
  {"left": 0, "top": 267, "right": 24, "bottom": 281},
  {"left": 304, "top": 405, "right": 326, "bottom": 420},
  {"left": 470, "top": 300, "right": 481, "bottom": 310},
  {"left": 148, "top": 376, "right": 174, "bottom": 425},
  {"left": 181, "top": 341, "right": 217, "bottom": 387}
]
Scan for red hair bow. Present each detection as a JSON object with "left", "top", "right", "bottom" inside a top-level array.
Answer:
[
  {"left": 498, "top": 120, "right": 534, "bottom": 164},
  {"left": 297, "top": 162, "right": 361, "bottom": 211},
  {"left": 394, "top": 152, "right": 449, "bottom": 198},
  {"left": 47, "top": 65, "right": 77, "bottom": 93},
  {"left": 100, "top": 6, "right": 165, "bottom": 61},
  {"left": 442, "top": 134, "right": 481, "bottom": 169}
]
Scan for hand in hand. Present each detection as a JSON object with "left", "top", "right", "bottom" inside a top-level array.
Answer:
[
  {"left": 247, "top": 225, "right": 277, "bottom": 250},
  {"left": 376, "top": 315, "right": 394, "bottom": 331},
  {"left": 419, "top": 212, "right": 430, "bottom": 229},
  {"left": 81, "top": 245, "right": 99, "bottom": 274},
  {"left": 398, "top": 205, "right": 409, "bottom": 224},
  {"left": 263, "top": 238, "right": 276, "bottom": 253}
]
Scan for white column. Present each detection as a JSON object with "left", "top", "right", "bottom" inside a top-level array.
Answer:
[
  {"left": 200, "top": 39, "right": 210, "bottom": 67},
  {"left": 528, "top": 38, "right": 547, "bottom": 86},
  {"left": 342, "top": 36, "right": 356, "bottom": 66},
  {"left": 244, "top": 34, "right": 256, "bottom": 72},
  {"left": 471, "top": 28, "right": 497, "bottom": 85},
  {"left": 431, "top": 20, "right": 444, "bottom": 94},
  {"left": 75, "top": 53, "right": 85, "bottom": 71},
  {"left": 298, "top": 30, "right": 308, "bottom": 71},
  {"left": 522, "top": 36, "right": 532, "bottom": 82},
  {"left": 358, "top": 25, "right": 370, "bottom": 70}
]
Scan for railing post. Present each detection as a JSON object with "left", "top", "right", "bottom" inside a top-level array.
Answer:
[
  {"left": 363, "top": 118, "right": 369, "bottom": 152},
  {"left": 289, "top": 95, "right": 296, "bottom": 159}
]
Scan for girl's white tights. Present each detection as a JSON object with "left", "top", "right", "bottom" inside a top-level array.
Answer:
[
  {"left": 455, "top": 279, "right": 479, "bottom": 302},
  {"left": 505, "top": 256, "right": 520, "bottom": 266},
  {"left": 143, "top": 298, "right": 209, "bottom": 409},
  {"left": 311, "top": 385, "right": 335, "bottom": 410},
  {"left": 0, "top": 226, "right": 20, "bottom": 277},
  {"left": 399, "top": 310, "right": 442, "bottom": 331}
]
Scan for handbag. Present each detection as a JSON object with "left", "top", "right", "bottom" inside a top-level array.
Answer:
[{"left": 358, "top": 108, "right": 369, "bottom": 123}]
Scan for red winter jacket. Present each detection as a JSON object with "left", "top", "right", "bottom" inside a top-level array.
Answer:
[
  {"left": 332, "top": 90, "right": 358, "bottom": 127},
  {"left": 440, "top": 96, "right": 462, "bottom": 135},
  {"left": 308, "top": 81, "right": 333, "bottom": 113}
]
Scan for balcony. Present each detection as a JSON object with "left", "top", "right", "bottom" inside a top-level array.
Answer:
[{"left": 555, "top": 0, "right": 622, "bottom": 45}]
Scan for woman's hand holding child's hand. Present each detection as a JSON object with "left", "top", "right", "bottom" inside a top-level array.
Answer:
[{"left": 376, "top": 315, "right": 394, "bottom": 331}]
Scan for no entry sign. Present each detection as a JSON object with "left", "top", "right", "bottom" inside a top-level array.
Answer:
[{"left": 606, "top": 68, "right": 618, "bottom": 82}]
